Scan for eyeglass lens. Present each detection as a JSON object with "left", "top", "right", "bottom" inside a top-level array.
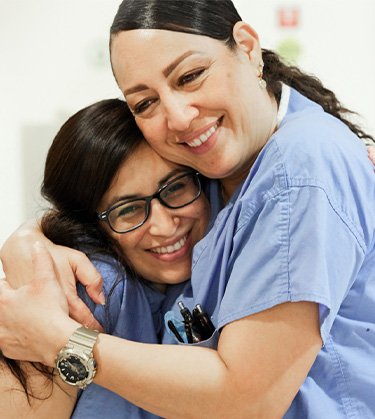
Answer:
[{"left": 108, "top": 173, "right": 200, "bottom": 233}]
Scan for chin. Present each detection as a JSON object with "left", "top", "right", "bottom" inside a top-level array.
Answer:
[{"left": 158, "top": 272, "right": 190, "bottom": 286}]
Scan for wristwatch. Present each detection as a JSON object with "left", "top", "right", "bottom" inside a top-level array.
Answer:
[{"left": 55, "top": 326, "right": 99, "bottom": 389}]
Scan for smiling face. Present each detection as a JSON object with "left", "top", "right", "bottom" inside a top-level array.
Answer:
[
  {"left": 98, "top": 142, "right": 209, "bottom": 289},
  {"left": 110, "top": 23, "right": 278, "bottom": 195}
]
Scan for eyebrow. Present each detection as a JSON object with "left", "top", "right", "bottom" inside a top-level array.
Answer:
[
  {"left": 158, "top": 168, "right": 183, "bottom": 186},
  {"left": 162, "top": 50, "right": 199, "bottom": 77},
  {"left": 106, "top": 168, "right": 185, "bottom": 209},
  {"left": 123, "top": 50, "right": 201, "bottom": 96}
]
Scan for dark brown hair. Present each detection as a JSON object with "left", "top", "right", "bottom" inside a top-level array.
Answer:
[
  {"left": 40, "top": 98, "right": 143, "bottom": 257},
  {"left": 110, "top": 0, "right": 374, "bottom": 143},
  {"left": 1, "top": 99, "right": 145, "bottom": 401}
]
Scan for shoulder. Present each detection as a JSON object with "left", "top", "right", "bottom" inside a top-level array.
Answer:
[
  {"left": 273, "top": 88, "right": 368, "bottom": 175},
  {"left": 233, "top": 89, "right": 374, "bottom": 244},
  {"left": 247, "top": 88, "right": 372, "bottom": 199}
]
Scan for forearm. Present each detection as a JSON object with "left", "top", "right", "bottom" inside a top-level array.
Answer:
[
  {"left": 90, "top": 302, "right": 321, "bottom": 418},
  {"left": 0, "top": 248, "right": 320, "bottom": 419},
  {"left": 93, "top": 335, "right": 276, "bottom": 419}
]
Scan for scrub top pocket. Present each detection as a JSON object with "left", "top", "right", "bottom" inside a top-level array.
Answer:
[{"left": 177, "top": 329, "right": 220, "bottom": 349}]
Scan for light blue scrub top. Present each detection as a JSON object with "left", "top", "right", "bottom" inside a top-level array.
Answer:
[
  {"left": 71, "top": 257, "right": 170, "bottom": 419},
  {"left": 164, "top": 87, "right": 375, "bottom": 418}
]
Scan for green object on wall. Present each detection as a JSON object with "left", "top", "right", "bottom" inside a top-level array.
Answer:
[{"left": 276, "top": 37, "right": 302, "bottom": 64}]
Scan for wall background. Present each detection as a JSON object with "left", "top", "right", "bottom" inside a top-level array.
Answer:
[{"left": 1, "top": 0, "right": 374, "bottom": 275}]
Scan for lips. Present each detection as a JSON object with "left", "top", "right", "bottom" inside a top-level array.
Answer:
[
  {"left": 186, "top": 121, "right": 220, "bottom": 148},
  {"left": 149, "top": 235, "right": 187, "bottom": 255},
  {"left": 178, "top": 117, "right": 222, "bottom": 149}
]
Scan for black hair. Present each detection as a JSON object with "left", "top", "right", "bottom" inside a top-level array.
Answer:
[{"left": 110, "top": 0, "right": 374, "bottom": 143}]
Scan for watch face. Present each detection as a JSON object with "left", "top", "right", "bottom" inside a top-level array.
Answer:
[{"left": 57, "top": 355, "right": 89, "bottom": 384}]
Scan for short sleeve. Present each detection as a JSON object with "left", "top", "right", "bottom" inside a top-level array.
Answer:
[{"left": 218, "top": 185, "right": 365, "bottom": 342}]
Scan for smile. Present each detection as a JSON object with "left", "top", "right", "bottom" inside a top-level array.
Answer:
[
  {"left": 186, "top": 120, "right": 220, "bottom": 148},
  {"left": 150, "top": 235, "right": 187, "bottom": 254}
]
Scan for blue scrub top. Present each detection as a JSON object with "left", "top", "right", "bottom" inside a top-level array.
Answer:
[
  {"left": 164, "top": 87, "right": 375, "bottom": 418},
  {"left": 71, "top": 257, "right": 169, "bottom": 419}
]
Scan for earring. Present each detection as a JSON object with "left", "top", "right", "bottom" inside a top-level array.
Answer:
[{"left": 258, "top": 62, "right": 267, "bottom": 89}]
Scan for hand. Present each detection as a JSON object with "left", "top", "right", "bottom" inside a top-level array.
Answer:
[
  {"left": 48, "top": 244, "right": 105, "bottom": 331},
  {"left": 0, "top": 221, "right": 104, "bottom": 331},
  {"left": 368, "top": 145, "right": 375, "bottom": 167},
  {"left": 0, "top": 242, "right": 80, "bottom": 366}
]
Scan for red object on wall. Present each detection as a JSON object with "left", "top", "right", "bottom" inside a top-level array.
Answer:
[{"left": 278, "top": 7, "right": 300, "bottom": 28}]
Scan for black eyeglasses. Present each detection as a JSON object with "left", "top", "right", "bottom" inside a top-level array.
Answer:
[{"left": 97, "top": 172, "right": 202, "bottom": 234}]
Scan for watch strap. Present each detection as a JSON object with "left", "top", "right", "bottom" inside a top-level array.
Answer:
[{"left": 69, "top": 326, "right": 99, "bottom": 354}]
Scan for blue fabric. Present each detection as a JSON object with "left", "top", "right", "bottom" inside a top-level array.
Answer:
[
  {"left": 71, "top": 257, "right": 166, "bottom": 419},
  {"left": 164, "top": 88, "right": 375, "bottom": 417}
]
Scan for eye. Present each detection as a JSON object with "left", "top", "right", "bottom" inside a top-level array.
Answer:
[
  {"left": 164, "top": 181, "right": 186, "bottom": 196},
  {"left": 177, "top": 68, "right": 205, "bottom": 87},
  {"left": 133, "top": 98, "right": 157, "bottom": 115},
  {"left": 116, "top": 203, "right": 144, "bottom": 219}
]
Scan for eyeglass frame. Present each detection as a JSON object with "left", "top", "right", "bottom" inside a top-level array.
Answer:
[{"left": 97, "top": 171, "right": 202, "bottom": 234}]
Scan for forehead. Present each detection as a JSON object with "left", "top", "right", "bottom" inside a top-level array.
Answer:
[
  {"left": 110, "top": 29, "right": 225, "bottom": 83},
  {"left": 105, "top": 142, "right": 182, "bottom": 195},
  {"left": 122, "top": 141, "right": 177, "bottom": 174}
]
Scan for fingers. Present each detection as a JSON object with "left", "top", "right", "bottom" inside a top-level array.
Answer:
[
  {"left": 0, "top": 219, "right": 54, "bottom": 289},
  {"left": 0, "top": 277, "right": 13, "bottom": 294},
  {"left": 67, "top": 250, "right": 105, "bottom": 305},
  {"left": 31, "top": 241, "right": 57, "bottom": 283},
  {"left": 46, "top": 245, "right": 104, "bottom": 329},
  {"left": 68, "top": 295, "right": 104, "bottom": 332},
  {"left": 61, "top": 272, "right": 104, "bottom": 331}
]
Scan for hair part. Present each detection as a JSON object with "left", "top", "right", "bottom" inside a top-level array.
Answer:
[{"left": 110, "top": 0, "right": 374, "bottom": 143}]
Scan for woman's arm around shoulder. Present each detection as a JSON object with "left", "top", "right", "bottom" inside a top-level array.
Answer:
[{"left": 0, "top": 244, "right": 322, "bottom": 418}]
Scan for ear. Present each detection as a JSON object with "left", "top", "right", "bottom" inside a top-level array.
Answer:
[{"left": 232, "top": 21, "right": 262, "bottom": 63}]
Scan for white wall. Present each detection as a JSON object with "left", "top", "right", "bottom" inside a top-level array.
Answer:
[
  {"left": 1, "top": 0, "right": 374, "bottom": 275},
  {"left": 0, "top": 0, "right": 121, "bottom": 274},
  {"left": 235, "top": 0, "right": 375, "bottom": 135}
]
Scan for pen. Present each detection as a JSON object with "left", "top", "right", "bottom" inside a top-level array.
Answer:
[
  {"left": 178, "top": 301, "right": 194, "bottom": 323},
  {"left": 192, "top": 304, "right": 215, "bottom": 340},
  {"left": 178, "top": 301, "right": 202, "bottom": 343},
  {"left": 167, "top": 320, "right": 184, "bottom": 343}
]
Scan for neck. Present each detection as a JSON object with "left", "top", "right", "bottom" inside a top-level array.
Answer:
[
  {"left": 221, "top": 94, "right": 279, "bottom": 203},
  {"left": 220, "top": 157, "right": 256, "bottom": 204}
]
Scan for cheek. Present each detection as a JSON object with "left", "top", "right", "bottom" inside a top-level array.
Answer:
[
  {"left": 136, "top": 118, "right": 166, "bottom": 149},
  {"left": 115, "top": 230, "right": 144, "bottom": 258},
  {"left": 191, "top": 198, "right": 210, "bottom": 230}
]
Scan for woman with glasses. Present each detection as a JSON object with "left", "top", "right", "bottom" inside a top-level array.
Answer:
[
  {"left": 1, "top": 0, "right": 375, "bottom": 417},
  {"left": 0, "top": 98, "right": 209, "bottom": 418}
]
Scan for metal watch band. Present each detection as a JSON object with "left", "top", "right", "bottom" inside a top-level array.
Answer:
[{"left": 69, "top": 326, "right": 99, "bottom": 353}]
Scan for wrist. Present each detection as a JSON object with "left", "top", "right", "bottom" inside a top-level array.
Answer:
[{"left": 45, "top": 319, "right": 81, "bottom": 367}]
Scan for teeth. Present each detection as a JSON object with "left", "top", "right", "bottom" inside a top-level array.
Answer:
[
  {"left": 186, "top": 122, "right": 219, "bottom": 148},
  {"left": 150, "top": 236, "right": 187, "bottom": 255}
]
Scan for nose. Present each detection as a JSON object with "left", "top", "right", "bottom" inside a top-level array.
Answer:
[
  {"left": 147, "top": 200, "right": 179, "bottom": 237},
  {"left": 163, "top": 94, "right": 199, "bottom": 132}
]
